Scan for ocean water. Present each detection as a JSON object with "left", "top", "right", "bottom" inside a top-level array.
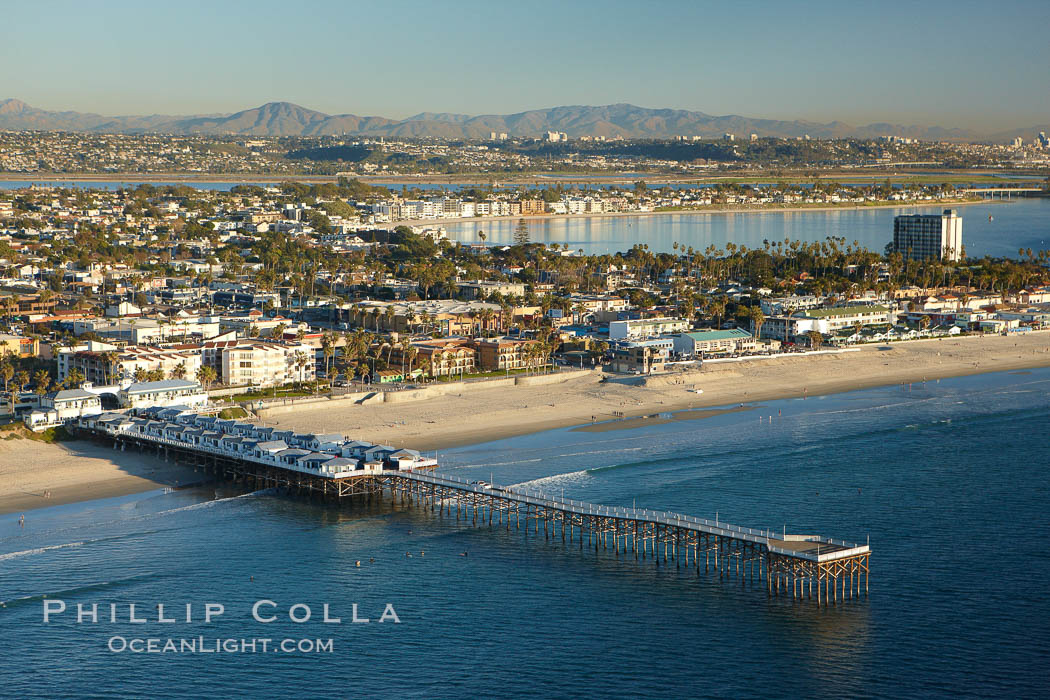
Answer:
[
  {"left": 2, "top": 369, "right": 1049, "bottom": 698},
  {"left": 443, "top": 196, "right": 1050, "bottom": 258}
]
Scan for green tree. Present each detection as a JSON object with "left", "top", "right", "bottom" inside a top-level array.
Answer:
[{"left": 513, "top": 218, "right": 530, "bottom": 247}]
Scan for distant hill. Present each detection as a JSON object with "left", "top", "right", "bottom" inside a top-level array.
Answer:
[{"left": 0, "top": 98, "right": 1040, "bottom": 142}]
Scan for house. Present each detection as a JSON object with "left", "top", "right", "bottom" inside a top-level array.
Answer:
[
  {"left": 119, "top": 379, "right": 208, "bottom": 410},
  {"left": 24, "top": 388, "right": 102, "bottom": 431}
]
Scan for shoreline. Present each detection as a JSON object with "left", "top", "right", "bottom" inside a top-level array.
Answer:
[
  {"left": 398, "top": 198, "right": 986, "bottom": 229},
  {"left": 4, "top": 332, "right": 1049, "bottom": 514},
  {"left": 267, "top": 331, "right": 1050, "bottom": 452},
  {"left": 0, "top": 440, "right": 197, "bottom": 516}
]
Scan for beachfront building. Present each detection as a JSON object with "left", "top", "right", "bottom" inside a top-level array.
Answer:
[
  {"left": 672, "top": 329, "right": 756, "bottom": 357},
  {"left": 793, "top": 306, "right": 894, "bottom": 335},
  {"left": 24, "top": 388, "right": 103, "bottom": 431},
  {"left": 472, "top": 337, "right": 539, "bottom": 371},
  {"left": 891, "top": 209, "right": 963, "bottom": 261},
  {"left": 608, "top": 317, "right": 691, "bottom": 340},
  {"left": 119, "top": 379, "right": 208, "bottom": 410},
  {"left": 607, "top": 340, "right": 670, "bottom": 374},
  {"left": 410, "top": 339, "right": 476, "bottom": 377},
  {"left": 759, "top": 306, "right": 894, "bottom": 342},
  {"left": 203, "top": 339, "right": 316, "bottom": 388}
]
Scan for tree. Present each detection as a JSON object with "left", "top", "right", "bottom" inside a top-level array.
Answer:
[
  {"left": 513, "top": 218, "right": 530, "bottom": 247},
  {"left": 749, "top": 306, "right": 765, "bottom": 339},
  {"left": 196, "top": 365, "right": 217, "bottom": 390},
  {"left": 66, "top": 368, "right": 86, "bottom": 388},
  {"left": 16, "top": 370, "right": 30, "bottom": 393},
  {"left": 321, "top": 332, "right": 335, "bottom": 382},
  {"left": 170, "top": 362, "right": 187, "bottom": 380},
  {"left": 806, "top": 330, "right": 823, "bottom": 350},
  {"left": 33, "top": 369, "right": 51, "bottom": 396},
  {"left": 0, "top": 362, "right": 13, "bottom": 393}
]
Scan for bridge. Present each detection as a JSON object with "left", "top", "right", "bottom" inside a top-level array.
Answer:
[
  {"left": 961, "top": 187, "right": 1045, "bottom": 198},
  {"left": 76, "top": 408, "right": 870, "bottom": 606}
]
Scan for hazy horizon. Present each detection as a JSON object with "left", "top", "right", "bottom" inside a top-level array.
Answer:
[{"left": 2, "top": 0, "right": 1048, "bottom": 131}]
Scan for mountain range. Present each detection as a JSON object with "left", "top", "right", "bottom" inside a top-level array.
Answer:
[{"left": 0, "top": 99, "right": 1042, "bottom": 142}]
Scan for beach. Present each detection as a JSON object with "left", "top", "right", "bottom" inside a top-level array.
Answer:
[
  {"left": 0, "top": 439, "right": 195, "bottom": 516},
  {"left": 265, "top": 331, "right": 1050, "bottom": 451},
  {"left": 3, "top": 330, "right": 1049, "bottom": 515}
]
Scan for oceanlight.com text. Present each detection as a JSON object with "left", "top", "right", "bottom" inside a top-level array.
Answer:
[{"left": 107, "top": 636, "right": 335, "bottom": 654}]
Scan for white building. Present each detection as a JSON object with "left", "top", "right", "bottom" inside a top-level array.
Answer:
[
  {"left": 608, "top": 317, "right": 691, "bottom": 340},
  {"left": 119, "top": 379, "right": 208, "bottom": 410},
  {"left": 24, "top": 389, "right": 102, "bottom": 431}
]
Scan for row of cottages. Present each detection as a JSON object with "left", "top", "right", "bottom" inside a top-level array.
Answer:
[{"left": 84, "top": 406, "right": 435, "bottom": 474}]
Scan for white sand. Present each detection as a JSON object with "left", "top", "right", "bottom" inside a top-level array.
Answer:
[
  {"left": 268, "top": 332, "right": 1050, "bottom": 451},
  {"left": 0, "top": 439, "right": 196, "bottom": 515}
]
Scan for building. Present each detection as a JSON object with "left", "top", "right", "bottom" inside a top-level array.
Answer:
[
  {"left": 57, "top": 345, "right": 201, "bottom": 385},
  {"left": 672, "top": 329, "right": 756, "bottom": 357},
  {"left": 891, "top": 209, "right": 963, "bottom": 261},
  {"left": 608, "top": 317, "right": 690, "bottom": 340},
  {"left": 210, "top": 340, "right": 316, "bottom": 388},
  {"left": 608, "top": 340, "right": 669, "bottom": 374},
  {"left": 409, "top": 339, "right": 476, "bottom": 377},
  {"left": 0, "top": 334, "right": 39, "bottom": 359},
  {"left": 119, "top": 379, "right": 208, "bottom": 410},
  {"left": 472, "top": 337, "right": 539, "bottom": 371},
  {"left": 24, "top": 389, "right": 102, "bottom": 431}
]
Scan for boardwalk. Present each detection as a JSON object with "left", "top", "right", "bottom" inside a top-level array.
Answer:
[{"left": 78, "top": 409, "right": 870, "bottom": 605}]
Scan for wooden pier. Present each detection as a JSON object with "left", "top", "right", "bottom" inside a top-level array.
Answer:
[{"left": 83, "top": 421, "right": 870, "bottom": 606}]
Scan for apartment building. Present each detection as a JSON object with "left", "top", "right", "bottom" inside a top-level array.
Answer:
[
  {"left": 472, "top": 337, "right": 539, "bottom": 371},
  {"left": 213, "top": 340, "right": 316, "bottom": 388},
  {"left": 608, "top": 317, "right": 690, "bottom": 340},
  {"left": 892, "top": 209, "right": 963, "bottom": 261}
]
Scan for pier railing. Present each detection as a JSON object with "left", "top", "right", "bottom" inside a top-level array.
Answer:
[{"left": 393, "top": 470, "right": 867, "bottom": 563}]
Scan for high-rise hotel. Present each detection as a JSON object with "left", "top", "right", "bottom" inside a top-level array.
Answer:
[{"left": 891, "top": 209, "right": 963, "bottom": 261}]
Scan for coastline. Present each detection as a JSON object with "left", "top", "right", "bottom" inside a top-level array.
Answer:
[
  {"left": 0, "top": 439, "right": 197, "bottom": 516},
  {"left": 267, "top": 330, "right": 1050, "bottom": 451},
  {"left": 4, "top": 331, "right": 1049, "bottom": 515},
  {"left": 397, "top": 198, "right": 985, "bottom": 229}
]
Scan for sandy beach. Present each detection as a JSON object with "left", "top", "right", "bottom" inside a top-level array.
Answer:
[
  {"left": 266, "top": 331, "right": 1050, "bottom": 452},
  {"left": 2, "top": 331, "right": 1048, "bottom": 515},
  {"left": 0, "top": 439, "right": 197, "bottom": 516}
]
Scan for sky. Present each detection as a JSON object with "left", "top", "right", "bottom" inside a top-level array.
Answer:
[{"left": 3, "top": 0, "right": 1048, "bottom": 131}]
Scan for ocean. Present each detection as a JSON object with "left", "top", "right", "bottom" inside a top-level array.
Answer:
[{"left": 2, "top": 369, "right": 1049, "bottom": 698}]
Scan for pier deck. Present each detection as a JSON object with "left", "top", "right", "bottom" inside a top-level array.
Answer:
[{"left": 79, "top": 414, "right": 870, "bottom": 605}]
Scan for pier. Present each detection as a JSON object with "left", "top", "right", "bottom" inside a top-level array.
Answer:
[{"left": 78, "top": 408, "right": 870, "bottom": 605}]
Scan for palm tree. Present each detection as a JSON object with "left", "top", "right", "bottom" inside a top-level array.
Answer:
[
  {"left": 806, "top": 330, "right": 823, "bottom": 350},
  {"left": 272, "top": 322, "right": 287, "bottom": 341},
  {"left": 749, "top": 306, "right": 765, "bottom": 339},
  {"left": 16, "top": 370, "right": 30, "bottom": 393},
  {"left": 294, "top": 350, "right": 310, "bottom": 387},
  {"left": 66, "top": 368, "right": 86, "bottom": 388},
  {"left": 196, "top": 365, "right": 217, "bottom": 390},
  {"left": 33, "top": 369, "right": 51, "bottom": 397},
  {"left": 0, "top": 362, "right": 14, "bottom": 394},
  {"left": 170, "top": 362, "right": 187, "bottom": 380},
  {"left": 321, "top": 332, "right": 335, "bottom": 384}
]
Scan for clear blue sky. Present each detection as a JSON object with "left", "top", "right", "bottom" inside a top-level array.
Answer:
[{"left": 3, "top": 0, "right": 1047, "bottom": 130}]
